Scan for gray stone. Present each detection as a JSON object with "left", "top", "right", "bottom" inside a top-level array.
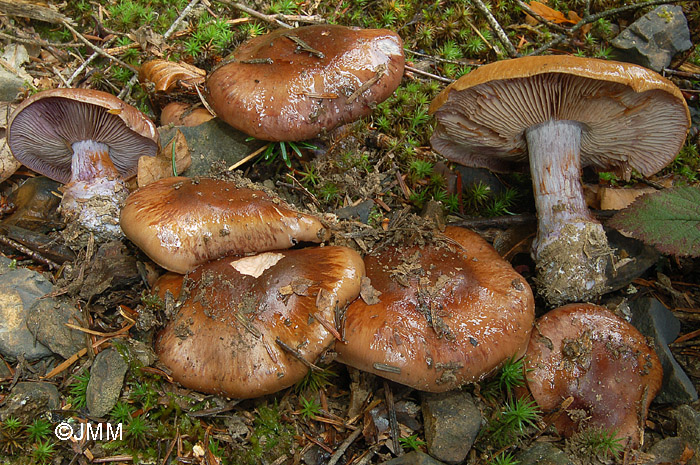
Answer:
[
  {"left": 336, "top": 199, "right": 375, "bottom": 224},
  {"left": 382, "top": 451, "right": 447, "bottom": 465},
  {"left": 611, "top": 5, "right": 692, "bottom": 72},
  {"left": 517, "top": 441, "right": 574, "bottom": 465},
  {"left": 0, "top": 382, "right": 60, "bottom": 423},
  {"left": 86, "top": 347, "right": 129, "bottom": 418},
  {"left": 421, "top": 391, "right": 481, "bottom": 465},
  {"left": 26, "top": 297, "right": 85, "bottom": 359},
  {"left": 0, "top": 68, "right": 25, "bottom": 101},
  {"left": 629, "top": 297, "right": 698, "bottom": 403},
  {"left": 674, "top": 405, "right": 700, "bottom": 447},
  {"left": 119, "top": 339, "right": 157, "bottom": 368},
  {"left": 158, "top": 118, "right": 265, "bottom": 177},
  {"left": 647, "top": 437, "right": 700, "bottom": 465},
  {"left": 0, "top": 268, "right": 53, "bottom": 361}
]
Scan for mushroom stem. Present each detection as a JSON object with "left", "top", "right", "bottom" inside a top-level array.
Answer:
[
  {"left": 526, "top": 119, "right": 612, "bottom": 305},
  {"left": 60, "top": 140, "right": 129, "bottom": 243}
]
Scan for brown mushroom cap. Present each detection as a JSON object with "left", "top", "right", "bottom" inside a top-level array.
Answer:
[
  {"left": 155, "top": 246, "right": 365, "bottom": 398},
  {"left": 335, "top": 226, "right": 535, "bottom": 392},
  {"left": 522, "top": 303, "right": 662, "bottom": 447},
  {"left": 120, "top": 177, "right": 330, "bottom": 273},
  {"left": 160, "top": 102, "right": 213, "bottom": 127},
  {"left": 8, "top": 88, "right": 159, "bottom": 183},
  {"left": 429, "top": 55, "right": 690, "bottom": 177},
  {"left": 206, "top": 24, "right": 404, "bottom": 141}
]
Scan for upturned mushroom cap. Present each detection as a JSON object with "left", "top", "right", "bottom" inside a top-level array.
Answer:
[
  {"left": 155, "top": 246, "right": 365, "bottom": 398},
  {"left": 335, "top": 226, "right": 535, "bottom": 392},
  {"left": 522, "top": 303, "right": 662, "bottom": 447},
  {"left": 206, "top": 24, "right": 404, "bottom": 141},
  {"left": 8, "top": 88, "right": 159, "bottom": 183},
  {"left": 120, "top": 177, "right": 330, "bottom": 273},
  {"left": 430, "top": 55, "right": 690, "bottom": 178}
]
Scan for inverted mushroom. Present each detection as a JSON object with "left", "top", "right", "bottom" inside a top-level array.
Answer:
[
  {"left": 429, "top": 56, "right": 690, "bottom": 305},
  {"left": 206, "top": 24, "right": 405, "bottom": 141},
  {"left": 120, "top": 177, "right": 330, "bottom": 273},
  {"left": 521, "top": 303, "right": 662, "bottom": 447},
  {"left": 155, "top": 246, "right": 365, "bottom": 398},
  {"left": 7, "top": 88, "right": 159, "bottom": 242},
  {"left": 335, "top": 226, "right": 535, "bottom": 392}
]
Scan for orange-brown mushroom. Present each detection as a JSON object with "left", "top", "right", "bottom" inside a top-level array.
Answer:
[
  {"left": 206, "top": 24, "right": 404, "bottom": 141},
  {"left": 160, "top": 102, "right": 213, "bottom": 127},
  {"left": 120, "top": 177, "right": 330, "bottom": 273},
  {"left": 335, "top": 226, "right": 535, "bottom": 392},
  {"left": 521, "top": 303, "right": 662, "bottom": 447},
  {"left": 155, "top": 246, "right": 365, "bottom": 398}
]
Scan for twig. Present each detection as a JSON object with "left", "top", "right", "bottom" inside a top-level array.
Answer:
[
  {"left": 404, "top": 65, "right": 454, "bottom": 84},
  {"left": 67, "top": 36, "right": 117, "bottom": 86},
  {"left": 222, "top": 1, "right": 294, "bottom": 28},
  {"left": 327, "top": 427, "right": 363, "bottom": 465},
  {"left": 60, "top": 20, "right": 137, "bottom": 74},
  {"left": 0, "top": 233, "right": 60, "bottom": 269},
  {"left": 664, "top": 68, "right": 700, "bottom": 81},
  {"left": 275, "top": 337, "right": 323, "bottom": 372},
  {"left": 42, "top": 348, "right": 88, "bottom": 379},
  {"left": 404, "top": 48, "right": 481, "bottom": 66},
  {"left": 228, "top": 144, "right": 270, "bottom": 171},
  {"left": 472, "top": 0, "right": 519, "bottom": 58},
  {"left": 0, "top": 32, "right": 81, "bottom": 48},
  {"left": 384, "top": 380, "right": 402, "bottom": 457}
]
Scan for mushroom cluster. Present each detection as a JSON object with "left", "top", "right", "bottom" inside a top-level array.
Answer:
[
  {"left": 429, "top": 56, "right": 690, "bottom": 305},
  {"left": 206, "top": 24, "right": 405, "bottom": 141},
  {"left": 7, "top": 88, "right": 159, "bottom": 243}
]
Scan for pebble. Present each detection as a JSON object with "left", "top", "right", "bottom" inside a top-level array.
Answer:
[
  {"left": 86, "top": 347, "right": 129, "bottom": 418},
  {"left": 0, "top": 382, "right": 60, "bottom": 423},
  {"left": 383, "top": 451, "right": 447, "bottom": 465},
  {"left": 611, "top": 5, "right": 692, "bottom": 72},
  {"left": 516, "top": 441, "right": 574, "bottom": 465},
  {"left": 420, "top": 391, "right": 481, "bottom": 465},
  {"left": 26, "top": 297, "right": 85, "bottom": 360}
]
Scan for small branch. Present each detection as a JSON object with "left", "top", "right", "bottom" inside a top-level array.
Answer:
[
  {"left": 404, "top": 65, "right": 454, "bottom": 84},
  {"left": 326, "top": 427, "right": 362, "bottom": 465},
  {"left": 67, "top": 36, "right": 117, "bottom": 86},
  {"left": 0, "top": 31, "right": 81, "bottom": 48},
  {"left": 221, "top": 1, "right": 293, "bottom": 28},
  {"left": 60, "top": 20, "right": 138, "bottom": 74},
  {"left": 0, "top": 233, "right": 59, "bottom": 269},
  {"left": 275, "top": 337, "right": 323, "bottom": 372},
  {"left": 164, "top": 0, "right": 201, "bottom": 40},
  {"left": 472, "top": 0, "right": 519, "bottom": 58},
  {"left": 515, "top": 0, "right": 569, "bottom": 33}
]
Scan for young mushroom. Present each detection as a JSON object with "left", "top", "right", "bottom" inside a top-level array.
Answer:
[
  {"left": 429, "top": 56, "right": 690, "bottom": 305},
  {"left": 155, "top": 246, "right": 365, "bottom": 399},
  {"left": 335, "top": 226, "right": 535, "bottom": 392},
  {"left": 206, "top": 24, "right": 405, "bottom": 141},
  {"left": 120, "top": 177, "right": 330, "bottom": 273},
  {"left": 7, "top": 88, "right": 159, "bottom": 243},
  {"left": 521, "top": 303, "right": 662, "bottom": 447}
]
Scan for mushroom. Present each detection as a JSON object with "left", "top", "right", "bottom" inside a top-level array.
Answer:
[
  {"left": 429, "top": 56, "right": 690, "bottom": 305},
  {"left": 521, "top": 303, "right": 662, "bottom": 447},
  {"left": 7, "top": 88, "right": 159, "bottom": 242},
  {"left": 206, "top": 24, "right": 405, "bottom": 141},
  {"left": 159, "top": 102, "right": 213, "bottom": 127},
  {"left": 155, "top": 246, "right": 365, "bottom": 398},
  {"left": 120, "top": 176, "right": 330, "bottom": 273},
  {"left": 335, "top": 226, "right": 535, "bottom": 392}
]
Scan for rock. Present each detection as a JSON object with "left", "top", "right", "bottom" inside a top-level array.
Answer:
[
  {"left": 611, "top": 5, "right": 692, "bottom": 72},
  {"left": 0, "top": 382, "right": 60, "bottom": 423},
  {"left": 421, "top": 391, "right": 481, "bottom": 464},
  {"left": 336, "top": 199, "right": 375, "bottom": 224},
  {"left": 674, "top": 405, "right": 700, "bottom": 447},
  {"left": 0, "top": 267, "right": 54, "bottom": 361},
  {"left": 2, "top": 176, "right": 63, "bottom": 232},
  {"left": 26, "top": 297, "right": 85, "bottom": 359},
  {"left": 647, "top": 436, "right": 699, "bottom": 465},
  {"left": 382, "top": 451, "right": 447, "bottom": 465},
  {"left": 119, "top": 339, "right": 157, "bottom": 368},
  {"left": 158, "top": 118, "right": 265, "bottom": 177},
  {"left": 629, "top": 297, "right": 698, "bottom": 403},
  {"left": 604, "top": 229, "right": 659, "bottom": 294},
  {"left": 517, "top": 441, "right": 574, "bottom": 465},
  {"left": 453, "top": 165, "right": 506, "bottom": 197},
  {"left": 86, "top": 347, "right": 129, "bottom": 418},
  {"left": 0, "top": 69, "right": 25, "bottom": 101}
]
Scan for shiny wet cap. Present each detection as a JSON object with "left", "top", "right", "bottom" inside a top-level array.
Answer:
[{"left": 206, "top": 24, "right": 404, "bottom": 141}]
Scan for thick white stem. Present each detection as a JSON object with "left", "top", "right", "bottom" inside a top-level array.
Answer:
[{"left": 525, "top": 120, "right": 612, "bottom": 305}]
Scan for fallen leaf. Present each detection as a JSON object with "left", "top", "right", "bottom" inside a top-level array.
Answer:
[
  {"left": 598, "top": 186, "right": 656, "bottom": 211},
  {"left": 528, "top": 1, "right": 578, "bottom": 24},
  {"left": 137, "top": 129, "right": 191, "bottom": 187},
  {"left": 139, "top": 59, "right": 205, "bottom": 93}
]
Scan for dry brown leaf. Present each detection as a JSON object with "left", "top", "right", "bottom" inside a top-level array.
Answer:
[
  {"left": 598, "top": 186, "right": 656, "bottom": 211},
  {"left": 138, "top": 59, "right": 205, "bottom": 93},
  {"left": 528, "top": 1, "right": 577, "bottom": 24},
  {"left": 137, "top": 129, "right": 190, "bottom": 187}
]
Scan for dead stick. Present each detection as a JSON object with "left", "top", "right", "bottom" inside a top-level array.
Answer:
[
  {"left": 327, "top": 427, "right": 362, "bottom": 465},
  {"left": 404, "top": 65, "right": 454, "bottom": 84},
  {"left": 0, "top": 233, "right": 59, "bottom": 269},
  {"left": 384, "top": 380, "right": 402, "bottom": 457},
  {"left": 472, "top": 0, "right": 519, "bottom": 58},
  {"left": 275, "top": 337, "right": 323, "bottom": 372},
  {"left": 60, "top": 20, "right": 137, "bottom": 74}
]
